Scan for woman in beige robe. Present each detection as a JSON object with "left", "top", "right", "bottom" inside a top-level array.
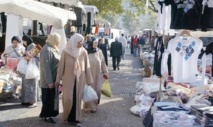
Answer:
[
  {"left": 56, "top": 33, "right": 93, "bottom": 126},
  {"left": 84, "top": 39, "right": 108, "bottom": 113}
]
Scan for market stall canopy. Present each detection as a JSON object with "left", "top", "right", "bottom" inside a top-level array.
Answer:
[
  {"left": 83, "top": 5, "right": 99, "bottom": 14},
  {"left": 0, "top": 0, "right": 76, "bottom": 29},
  {"left": 38, "top": 0, "right": 78, "bottom": 6}
]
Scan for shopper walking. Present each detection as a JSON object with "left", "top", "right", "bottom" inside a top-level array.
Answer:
[
  {"left": 110, "top": 37, "right": 122, "bottom": 70},
  {"left": 84, "top": 39, "right": 108, "bottom": 113},
  {"left": 118, "top": 34, "right": 127, "bottom": 60},
  {"left": 39, "top": 33, "right": 61, "bottom": 124},
  {"left": 127, "top": 35, "right": 131, "bottom": 48},
  {"left": 56, "top": 33, "right": 93, "bottom": 127},
  {"left": 98, "top": 38, "right": 108, "bottom": 66},
  {"left": 20, "top": 35, "right": 38, "bottom": 108},
  {"left": 133, "top": 35, "right": 139, "bottom": 57}
]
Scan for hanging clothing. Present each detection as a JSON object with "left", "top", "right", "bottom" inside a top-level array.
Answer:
[
  {"left": 167, "top": 36, "right": 203, "bottom": 83},
  {"left": 164, "top": 0, "right": 203, "bottom": 30},
  {"left": 201, "top": 0, "right": 213, "bottom": 31},
  {"left": 153, "top": 36, "right": 165, "bottom": 77},
  {"left": 84, "top": 50, "right": 107, "bottom": 112}
]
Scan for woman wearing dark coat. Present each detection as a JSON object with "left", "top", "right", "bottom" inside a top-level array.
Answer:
[{"left": 98, "top": 38, "right": 108, "bottom": 66}]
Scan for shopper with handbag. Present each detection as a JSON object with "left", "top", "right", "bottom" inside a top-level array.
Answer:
[
  {"left": 84, "top": 39, "right": 108, "bottom": 113},
  {"left": 56, "top": 33, "right": 93, "bottom": 127}
]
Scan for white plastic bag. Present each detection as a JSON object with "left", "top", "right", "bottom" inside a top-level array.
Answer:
[
  {"left": 25, "top": 58, "right": 39, "bottom": 79},
  {"left": 16, "top": 58, "right": 28, "bottom": 75},
  {"left": 83, "top": 85, "right": 98, "bottom": 102}
]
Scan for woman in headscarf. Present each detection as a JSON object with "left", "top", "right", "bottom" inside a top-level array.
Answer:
[
  {"left": 84, "top": 39, "right": 108, "bottom": 113},
  {"left": 19, "top": 35, "right": 39, "bottom": 107},
  {"left": 1, "top": 36, "right": 25, "bottom": 61},
  {"left": 39, "top": 33, "right": 61, "bottom": 124},
  {"left": 56, "top": 33, "right": 93, "bottom": 127},
  {"left": 22, "top": 35, "right": 35, "bottom": 52},
  {"left": 98, "top": 38, "right": 108, "bottom": 66}
]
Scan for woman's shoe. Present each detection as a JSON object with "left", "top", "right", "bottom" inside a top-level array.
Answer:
[
  {"left": 44, "top": 117, "right": 56, "bottom": 124},
  {"left": 28, "top": 103, "right": 37, "bottom": 108},
  {"left": 75, "top": 121, "right": 82, "bottom": 127}
]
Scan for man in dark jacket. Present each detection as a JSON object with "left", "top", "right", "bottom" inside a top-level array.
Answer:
[{"left": 110, "top": 37, "right": 122, "bottom": 70}]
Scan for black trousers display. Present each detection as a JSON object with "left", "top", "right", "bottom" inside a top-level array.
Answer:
[
  {"left": 40, "top": 88, "right": 59, "bottom": 118},
  {"left": 112, "top": 56, "right": 121, "bottom": 70},
  {"left": 68, "top": 80, "right": 77, "bottom": 122}
]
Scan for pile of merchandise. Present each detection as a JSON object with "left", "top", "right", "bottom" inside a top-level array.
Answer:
[
  {"left": 0, "top": 66, "right": 22, "bottom": 99},
  {"left": 191, "top": 105, "right": 213, "bottom": 127},
  {"left": 140, "top": 52, "right": 155, "bottom": 77}
]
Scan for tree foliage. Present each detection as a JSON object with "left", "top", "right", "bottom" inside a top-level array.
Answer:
[
  {"left": 122, "top": 14, "right": 142, "bottom": 34},
  {"left": 127, "top": 0, "right": 158, "bottom": 15},
  {"left": 82, "top": 0, "right": 124, "bottom": 16}
]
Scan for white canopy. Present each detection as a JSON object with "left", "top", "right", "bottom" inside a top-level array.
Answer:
[
  {"left": 83, "top": 5, "right": 99, "bottom": 14},
  {"left": 39, "top": 0, "right": 78, "bottom": 6},
  {"left": 0, "top": 0, "right": 76, "bottom": 29}
]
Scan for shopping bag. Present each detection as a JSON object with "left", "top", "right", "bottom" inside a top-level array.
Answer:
[
  {"left": 83, "top": 85, "right": 98, "bottom": 102},
  {"left": 6, "top": 58, "right": 19, "bottom": 72},
  {"left": 101, "top": 80, "right": 113, "bottom": 97},
  {"left": 25, "top": 58, "right": 39, "bottom": 79},
  {"left": 16, "top": 58, "right": 28, "bottom": 75}
]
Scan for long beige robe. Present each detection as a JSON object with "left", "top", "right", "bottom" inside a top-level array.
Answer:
[
  {"left": 84, "top": 49, "right": 108, "bottom": 111},
  {"left": 56, "top": 48, "right": 93, "bottom": 122}
]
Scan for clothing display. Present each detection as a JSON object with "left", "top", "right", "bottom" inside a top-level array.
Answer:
[
  {"left": 191, "top": 105, "right": 213, "bottom": 127},
  {"left": 153, "top": 36, "right": 165, "bottom": 77},
  {"left": 164, "top": 0, "right": 203, "bottom": 30},
  {"left": 201, "top": 0, "right": 213, "bottom": 31},
  {"left": 154, "top": 111, "right": 196, "bottom": 125},
  {"left": 166, "top": 36, "right": 203, "bottom": 83}
]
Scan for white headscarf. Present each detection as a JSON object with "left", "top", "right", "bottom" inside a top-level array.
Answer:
[
  {"left": 64, "top": 33, "right": 84, "bottom": 82},
  {"left": 46, "top": 33, "right": 61, "bottom": 52}
]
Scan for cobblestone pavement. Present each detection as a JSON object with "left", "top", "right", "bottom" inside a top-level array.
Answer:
[{"left": 0, "top": 49, "right": 144, "bottom": 127}]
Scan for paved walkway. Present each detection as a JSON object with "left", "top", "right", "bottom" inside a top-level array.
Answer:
[{"left": 0, "top": 49, "right": 144, "bottom": 127}]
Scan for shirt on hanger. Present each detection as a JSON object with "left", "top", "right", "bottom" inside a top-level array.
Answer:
[
  {"left": 156, "top": 0, "right": 173, "bottom": 34},
  {"left": 167, "top": 36, "right": 203, "bottom": 83},
  {"left": 201, "top": 0, "right": 213, "bottom": 31},
  {"left": 164, "top": 0, "right": 202, "bottom": 30}
]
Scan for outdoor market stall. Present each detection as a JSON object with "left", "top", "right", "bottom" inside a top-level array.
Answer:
[
  {"left": 130, "top": 0, "right": 213, "bottom": 127},
  {"left": 0, "top": 0, "right": 76, "bottom": 99}
]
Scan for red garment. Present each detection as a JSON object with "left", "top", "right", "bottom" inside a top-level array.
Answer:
[{"left": 133, "top": 38, "right": 138, "bottom": 45}]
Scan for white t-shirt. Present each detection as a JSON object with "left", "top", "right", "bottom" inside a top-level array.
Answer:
[
  {"left": 167, "top": 36, "right": 203, "bottom": 83},
  {"left": 156, "top": 0, "right": 175, "bottom": 35},
  {"left": 203, "top": 0, "right": 213, "bottom": 8},
  {"left": 118, "top": 36, "right": 127, "bottom": 47}
]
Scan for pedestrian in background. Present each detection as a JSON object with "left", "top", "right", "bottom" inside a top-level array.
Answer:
[
  {"left": 110, "top": 37, "right": 122, "bottom": 71},
  {"left": 138, "top": 35, "right": 145, "bottom": 54},
  {"left": 56, "top": 33, "right": 93, "bottom": 127},
  {"left": 98, "top": 38, "right": 108, "bottom": 66},
  {"left": 127, "top": 35, "right": 131, "bottom": 48},
  {"left": 133, "top": 35, "right": 139, "bottom": 57},
  {"left": 84, "top": 39, "right": 108, "bottom": 113},
  {"left": 118, "top": 33, "right": 127, "bottom": 60},
  {"left": 39, "top": 33, "right": 61, "bottom": 124}
]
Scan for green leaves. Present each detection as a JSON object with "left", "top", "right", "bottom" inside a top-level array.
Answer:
[{"left": 86, "top": 0, "right": 124, "bottom": 16}]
